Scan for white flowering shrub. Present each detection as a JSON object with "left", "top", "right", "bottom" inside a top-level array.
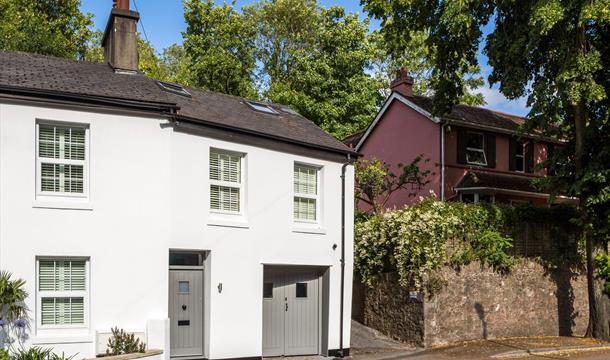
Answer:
[{"left": 355, "top": 197, "right": 514, "bottom": 293}]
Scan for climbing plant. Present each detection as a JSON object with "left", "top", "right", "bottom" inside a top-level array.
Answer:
[{"left": 355, "top": 197, "right": 513, "bottom": 293}]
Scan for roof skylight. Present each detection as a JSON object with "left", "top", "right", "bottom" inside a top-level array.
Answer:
[
  {"left": 157, "top": 81, "right": 191, "bottom": 97},
  {"left": 246, "top": 101, "right": 279, "bottom": 115}
]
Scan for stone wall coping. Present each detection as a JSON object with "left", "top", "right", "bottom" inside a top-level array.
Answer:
[{"left": 91, "top": 349, "right": 163, "bottom": 360}]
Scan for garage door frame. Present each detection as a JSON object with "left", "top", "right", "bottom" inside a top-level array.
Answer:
[{"left": 262, "top": 265, "right": 330, "bottom": 357}]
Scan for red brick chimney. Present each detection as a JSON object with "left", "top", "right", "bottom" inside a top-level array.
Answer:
[
  {"left": 102, "top": 0, "right": 140, "bottom": 72},
  {"left": 390, "top": 67, "right": 414, "bottom": 97}
]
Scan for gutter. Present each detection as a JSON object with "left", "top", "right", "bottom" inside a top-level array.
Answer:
[
  {"left": 0, "top": 85, "right": 179, "bottom": 113},
  {"left": 171, "top": 116, "right": 359, "bottom": 158},
  {"left": 446, "top": 118, "right": 564, "bottom": 144},
  {"left": 337, "top": 155, "right": 353, "bottom": 358},
  {"left": 453, "top": 186, "right": 577, "bottom": 200}
]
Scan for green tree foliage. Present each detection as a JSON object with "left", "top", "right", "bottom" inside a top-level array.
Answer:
[
  {"left": 371, "top": 30, "right": 486, "bottom": 106},
  {"left": 244, "top": 0, "right": 318, "bottom": 85},
  {"left": 245, "top": 1, "right": 383, "bottom": 138},
  {"left": 355, "top": 156, "right": 430, "bottom": 214},
  {"left": 162, "top": 44, "right": 194, "bottom": 86},
  {"left": 0, "top": 0, "right": 93, "bottom": 59},
  {"left": 362, "top": 0, "right": 610, "bottom": 339},
  {"left": 183, "top": 0, "right": 257, "bottom": 97},
  {"left": 83, "top": 31, "right": 174, "bottom": 82}
]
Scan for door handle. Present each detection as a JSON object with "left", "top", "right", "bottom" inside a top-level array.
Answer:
[
  {"left": 285, "top": 303, "right": 288, "bottom": 312},
  {"left": 182, "top": 304, "right": 187, "bottom": 311}
]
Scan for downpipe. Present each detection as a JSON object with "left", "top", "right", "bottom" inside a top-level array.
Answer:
[{"left": 337, "top": 155, "right": 352, "bottom": 358}]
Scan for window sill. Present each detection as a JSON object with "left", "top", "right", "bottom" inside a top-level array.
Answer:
[
  {"left": 207, "top": 218, "right": 249, "bottom": 229},
  {"left": 32, "top": 200, "right": 93, "bottom": 210},
  {"left": 292, "top": 226, "right": 326, "bottom": 235}
]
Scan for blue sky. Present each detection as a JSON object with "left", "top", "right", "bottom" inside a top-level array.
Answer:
[{"left": 81, "top": 0, "right": 528, "bottom": 116}]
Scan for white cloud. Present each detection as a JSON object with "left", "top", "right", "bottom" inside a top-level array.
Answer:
[{"left": 476, "top": 84, "right": 530, "bottom": 116}]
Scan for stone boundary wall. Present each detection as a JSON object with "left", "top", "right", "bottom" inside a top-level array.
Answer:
[{"left": 357, "top": 260, "right": 588, "bottom": 348}]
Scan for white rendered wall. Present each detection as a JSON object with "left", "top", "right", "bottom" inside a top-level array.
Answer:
[
  {"left": 0, "top": 102, "right": 172, "bottom": 357},
  {"left": 0, "top": 101, "right": 354, "bottom": 359}
]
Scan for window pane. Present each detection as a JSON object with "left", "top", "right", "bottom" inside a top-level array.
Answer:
[
  {"left": 515, "top": 142, "right": 525, "bottom": 156},
  {"left": 515, "top": 157, "right": 525, "bottom": 172},
  {"left": 294, "top": 197, "right": 316, "bottom": 221},
  {"left": 294, "top": 165, "right": 317, "bottom": 195},
  {"left": 462, "top": 194, "right": 476, "bottom": 203},
  {"left": 178, "top": 281, "right": 189, "bottom": 293},
  {"left": 210, "top": 185, "right": 240, "bottom": 212},
  {"left": 39, "top": 260, "right": 86, "bottom": 291},
  {"left": 263, "top": 283, "right": 273, "bottom": 298},
  {"left": 39, "top": 125, "right": 85, "bottom": 160},
  {"left": 466, "top": 150, "right": 487, "bottom": 165},
  {"left": 41, "top": 163, "right": 84, "bottom": 193},
  {"left": 210, "top": 150, "right": 241, "bottom": 183},
  {"left": 41, "top": 297, "right": 84, "bottom": 325},
  {"left": 169, "top": 253, "right": 202, "bottom": 266},
  {"left": 466, "top": 132, "right": 484, "bottom": 150},
  {"left": 296, "top": 283, "right": 307, "bottom": 298}
]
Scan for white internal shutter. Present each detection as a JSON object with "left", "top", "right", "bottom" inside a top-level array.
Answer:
[
  {"left": 294, "top": 165, "right": 317, "bottom": 195},
  {"left": 41, "top": 297, "right": 84, "bottom": 325},
  {"left": 294, "top": 197, "right": 316, "bottom": 221},
  {"left": 293, "top": 165, "right": 318, "bottom": 221},
  {"left": 39, "top": 260, "right": 87, "bottom": 326},
  {"left": 38, "top": 124, "right": 86, "bottom": 194},
  {"left": 210, "top": 151, "right": 241, "bottom": 183},
  {"left": 210, "top": 150, "right": 242, "bottom": 212}
]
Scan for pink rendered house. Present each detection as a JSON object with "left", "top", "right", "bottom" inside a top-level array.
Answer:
[{"left": 345, "top": 68, "right": 572, "bottom": 211}]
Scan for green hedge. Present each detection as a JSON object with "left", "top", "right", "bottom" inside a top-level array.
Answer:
[{"left": 354, "top": 197, "right": 580, "bottom": 294}]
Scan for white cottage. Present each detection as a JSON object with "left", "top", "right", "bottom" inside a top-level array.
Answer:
[{"left": 0, "top": 2, "right": 355, "bottom": 359}]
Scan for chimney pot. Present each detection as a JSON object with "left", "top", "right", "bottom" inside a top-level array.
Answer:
[
  {"left": 390, "top": 66, "right": 414, "bottom": 97},
  {"left": 113, "top": 0, "right": 130, "bottom": 10}
]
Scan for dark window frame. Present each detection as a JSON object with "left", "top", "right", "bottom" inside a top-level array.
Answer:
[
  {"left": 465, "top": 131, "right": 488, "bottom": 166},
  {"left": 296, "top": 282, "right": 308, "bottom": 298}
]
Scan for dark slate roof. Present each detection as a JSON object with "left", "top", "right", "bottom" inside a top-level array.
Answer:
[
  {"left": 408, "top": 95, "right": 526, "bottom": 132},
  {"left": 342, "top": 130, "right": 365, "bottom": 148},
  {"left": 455, "top": 171, "right": 543, "bottom": 194},
  {"left": 0, "top": 50, "right": 354, "bottom": 155}
]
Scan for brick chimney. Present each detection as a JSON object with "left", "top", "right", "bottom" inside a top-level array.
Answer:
[
  {"left": 390, "top": 67, "right": 414, "bottom": 97},
  {"left": 102, "top": 0, "right": 140, "bottom": 72}
]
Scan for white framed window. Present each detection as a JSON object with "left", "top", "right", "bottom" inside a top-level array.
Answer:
[
  {"left": 209, "top": 148, "right": 244, "bottom": 214},
  {"left": 36, "top": 258, "right": 89, "bottom": 328},
  {"left": 515, "top": 141, "right": 525, "bottom": 172},
  {"left": 466, "top": 131, "right": 487, "bottom": 166},
  {"left": 36, "top": 122, "right": 89, "bottom": 197},
  {"left": 293, "top": 163, "right": 320, "bottom": 222}
]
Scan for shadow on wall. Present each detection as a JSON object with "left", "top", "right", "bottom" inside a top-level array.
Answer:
[
  {"left": 551, "top": 268, "right": 578, "bottom": 336},
  {"left": 474, "top": 303, "right": 488, "bottom": 340}
]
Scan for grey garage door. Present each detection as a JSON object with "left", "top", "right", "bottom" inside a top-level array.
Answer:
[
  {"left": 262, "top": 268, "right": 319, "bottom": 357},
  {"left": 169, "top": 269, "right": 203, "bottom": 358}
]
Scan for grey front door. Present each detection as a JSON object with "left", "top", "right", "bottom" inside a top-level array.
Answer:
[
  {"left": 169, "top": 269, "right": 203, "bottom": 357},
  {"left": 262, "top": 268, "right": 319, "bottom": 357}
]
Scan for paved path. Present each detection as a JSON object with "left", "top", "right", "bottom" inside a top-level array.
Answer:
[{"left": 350, "top": 337, "right": 610, "bottom": 360}]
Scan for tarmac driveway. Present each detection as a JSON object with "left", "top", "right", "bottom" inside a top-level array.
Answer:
[{"left": 349, "top": 321, "right": 610, "bottom": 360}]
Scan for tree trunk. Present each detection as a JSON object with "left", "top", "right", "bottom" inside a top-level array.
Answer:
[
  {"left": 576, "top": 98, "right": 610, "bottom": 340},
  {"left": 585, "top": 236, "right": 610, "bottom": 339}
]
